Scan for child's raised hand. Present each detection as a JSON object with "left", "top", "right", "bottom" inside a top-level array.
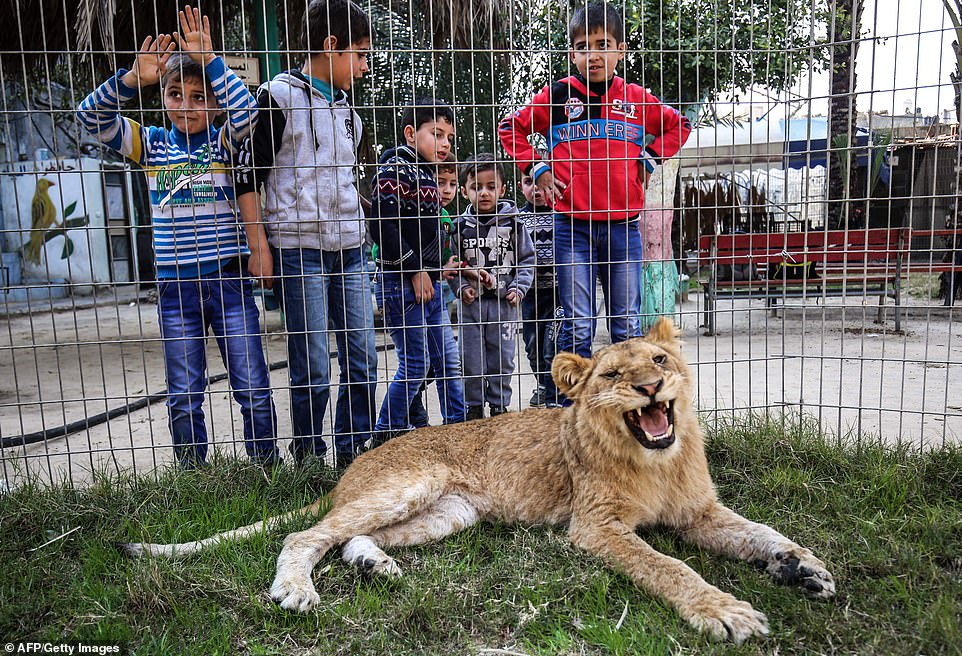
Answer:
[
  {"left": 175, "top": 5, "right": 215, "bottom": 66},
  {"left": 124, "top": 35, "right": 176, "bottom": 88},
  {"left": 535, "top": 169, "right": 566, "bottom": 205}
]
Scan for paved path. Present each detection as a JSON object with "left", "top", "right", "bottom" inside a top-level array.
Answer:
[{"left": 1, "top": 289, "right": 959, "bottom": 487}]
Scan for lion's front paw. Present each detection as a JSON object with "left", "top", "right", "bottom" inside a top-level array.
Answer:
[
  {"left": 764, "top": 549, "right": 835, "bottom": 599},
  {"left": 270, "top": 576, "right": 320, "bottom": 612},
  {"left": 684, "top": 589, "right": 770, "bottom": 644}
]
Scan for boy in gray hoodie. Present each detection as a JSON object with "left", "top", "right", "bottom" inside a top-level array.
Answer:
[
  {"left": 453, "top": 154, "right": 535, "bottom": 420},
  {"left": 235, "top": 0, "right": 376, "bottom": 469}
]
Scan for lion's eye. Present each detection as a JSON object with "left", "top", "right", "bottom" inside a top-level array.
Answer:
[
  {"left": 653, "top": 355, "right": 667, "bottom": 365},
  {"left": 602, "top": 370, "right": 620, "bottom": 379}
]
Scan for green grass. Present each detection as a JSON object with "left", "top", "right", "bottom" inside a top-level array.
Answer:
[
  {"left": 905, "top": 272, "right": 942, "bottom": 300},
  {"left": 1, "top": 415, "right": 960, "bottom": 655}
]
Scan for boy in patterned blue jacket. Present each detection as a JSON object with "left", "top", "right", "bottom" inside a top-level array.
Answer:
[
  {"left": 77, "top": 7, "right": 278, "bottom": 467},
  {"left": 368, "top": 99, "right": 467, "bottom": 446}
]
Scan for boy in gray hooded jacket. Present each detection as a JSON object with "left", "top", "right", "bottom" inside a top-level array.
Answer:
[
  {"left": 235, "top": 0, "right": 376, "bottom": 469},
  {"left": 453, "top": 154, "right": 535, "bottom": 420}
]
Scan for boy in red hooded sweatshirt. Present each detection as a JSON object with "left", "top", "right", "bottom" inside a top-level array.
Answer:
[{"left": 499, "top": 0, "right": 691, "bottom": 405}]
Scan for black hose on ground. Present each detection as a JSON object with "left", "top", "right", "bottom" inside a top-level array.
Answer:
[
  {"left": 1, "top": 341, "right": 397, "bottom": 450},
  {"left": 1, "top": 360, "right": 288, "bottom": 450}
]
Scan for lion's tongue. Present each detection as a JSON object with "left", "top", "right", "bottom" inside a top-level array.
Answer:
[{"left": 637, "top": 407, "right": 669, "bottom": 437}]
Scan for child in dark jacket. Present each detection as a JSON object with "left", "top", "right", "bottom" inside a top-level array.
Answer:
[
  {"left": 368, "top": 99, "right": 466, "bottom": 445},
  {"left": 453, "top": 154, "right": 535, "bottom": 419},
  {"left": 517, "top": 172, "right": 559, "bottom": 407}
]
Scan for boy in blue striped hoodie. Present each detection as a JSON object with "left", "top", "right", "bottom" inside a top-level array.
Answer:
[{"left": 77, "top": 6, "right": 279, "bottom": 468}]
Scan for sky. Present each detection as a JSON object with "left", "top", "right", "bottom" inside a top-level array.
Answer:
[
  {"left": 848, "top": 0, "right": 957, "bottom": 115},
  {"left": 724, "top": 0, "right": 959, "bottom": 119}
]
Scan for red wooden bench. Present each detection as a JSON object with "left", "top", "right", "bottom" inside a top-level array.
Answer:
[{"left": 697, "top": 228, "right": 911, "bottom": 335}]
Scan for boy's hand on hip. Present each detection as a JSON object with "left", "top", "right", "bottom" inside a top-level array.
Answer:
[
  {"left": 505, "top": 290, "right": 520, "bottom": 305},
  {"left": 535, "top": 169, "right": 566, "bottom": 205},
  {"left": 639, "top": 168, "right": 652, "bottom": 189},
  {"left": 175, "top": 5, "right": 215, "bottom": 66},
  {"left": 411, "top": 271, "right": 435, "bottom": 303},
  {"left": 247, "top": 247, "right": 273, "bottom": 289},
  {"left": 125, "top": 34, "right": 176, "bottom": 87}
]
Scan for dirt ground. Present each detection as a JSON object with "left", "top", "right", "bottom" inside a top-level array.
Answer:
[{"left": 1, "top": 285, "right": 959, "bottom": 488}]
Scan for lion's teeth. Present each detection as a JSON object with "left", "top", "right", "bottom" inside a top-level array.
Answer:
[{"left": 666, "top": 424, "right": 674, "bottom": 436}]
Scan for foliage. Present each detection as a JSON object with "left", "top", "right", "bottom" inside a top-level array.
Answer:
[
  {"left": 354, "top": 2, "right": 526, "bottom": 172},
  {"left": 623, "top": 0, "right": 831, "bottom": 108},
  {"left": 354, "top": 0, "right": 833, "bottom": 168},
  {"left": 525, "top": 0, "right": 832, "bottom": 112}
]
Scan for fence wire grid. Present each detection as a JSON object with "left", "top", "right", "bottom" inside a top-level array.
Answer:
[{"left": 0, "top": 0, "right": 960, "bottom": 487}]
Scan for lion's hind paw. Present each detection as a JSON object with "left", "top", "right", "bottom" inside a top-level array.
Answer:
[
  {"left": 270, "top": 577, "right": 321, "bottom": 612},
  {"left": 686, "top": 592, "right": 769, "bottom": 644},
  {"left": 766, "top": 550, "right": 835, "bottom": 599},
  {"left": 355, "top": 555, "right": 402, "bottom": 578},
  {"left": 342, "top": 536, "right": 403, "bottom": 579}
]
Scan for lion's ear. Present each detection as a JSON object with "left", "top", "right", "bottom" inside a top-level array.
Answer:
[
  {"left": 552, "top": 352, "right": 592, "bottom": 398},
  {"left": 645, "top": 317, "right": 680, "bottom": 348}
]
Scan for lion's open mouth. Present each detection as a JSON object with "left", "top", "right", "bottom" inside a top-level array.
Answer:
[{"left": 624, "top": 400, "right": 675, "bottom": 449}]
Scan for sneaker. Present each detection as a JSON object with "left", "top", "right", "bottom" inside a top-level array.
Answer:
[
  {"left": 288, "top": 442, "right": 327, "bottom": 467},
  {"left": 250, "top": 452, "right": 284, "bottom": 473},
  {"left": 175, "top": 447, "right": 207, "bottom": 470},
  {"left": 409, "top": 390, "right": 430, "bottom": 428},
  {"left": 466, "top": 405, "right": 485, "bottom": 421},
  {"left": 528, "top": 386, "right": 547, "bottom": 408},
  {"left": 368, "top": 428, "right": 409, "bottom": 451},
  {"left": 333, "top": 451, "right": 357, "bottom": 472},
  {"left": 489, "top": 405, "right": 507, "bottom": 417}
]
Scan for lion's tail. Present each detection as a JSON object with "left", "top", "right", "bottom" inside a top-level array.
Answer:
[{"left": 118, "top": 499, "right": 325, "bottom": 559}]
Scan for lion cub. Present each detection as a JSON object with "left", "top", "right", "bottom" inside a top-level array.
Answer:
[{"left": 125, "top": 318, "right": 834, "bottom": 643}]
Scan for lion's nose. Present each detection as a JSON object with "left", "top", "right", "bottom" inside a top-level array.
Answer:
[{"left": 634, "top": 380, "right": 663, "bottom": 397}]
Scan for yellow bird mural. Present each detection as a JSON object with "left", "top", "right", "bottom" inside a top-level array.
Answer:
[{"left": 24, "top": 178, "right": 58, "bottom": 265}]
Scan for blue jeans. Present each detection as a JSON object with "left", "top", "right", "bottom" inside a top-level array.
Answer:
[
  {"left": 158, "top": 272, "right": 278, "bottom": 466},
  {"left": 374, "top": 273, "right": 465, "bottom": 430},
  {"left": 273, "top": 246, "right": 378, "bottom": 462},
  {"left": 545, "top": 215, "right": 643, "bottom": 404}
]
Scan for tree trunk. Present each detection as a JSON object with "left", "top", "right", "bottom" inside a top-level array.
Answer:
[{"left": 827, "top": 0, "right": 862, "bottom": 230}]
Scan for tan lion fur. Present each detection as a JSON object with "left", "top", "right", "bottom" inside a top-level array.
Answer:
[{"left": 124, "top": 318, "right": 834, "bottom": 643}]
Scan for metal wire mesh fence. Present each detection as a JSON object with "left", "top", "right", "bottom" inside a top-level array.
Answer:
[{"left": 0, "top": 0, "right": 960, "bottom": 487}]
